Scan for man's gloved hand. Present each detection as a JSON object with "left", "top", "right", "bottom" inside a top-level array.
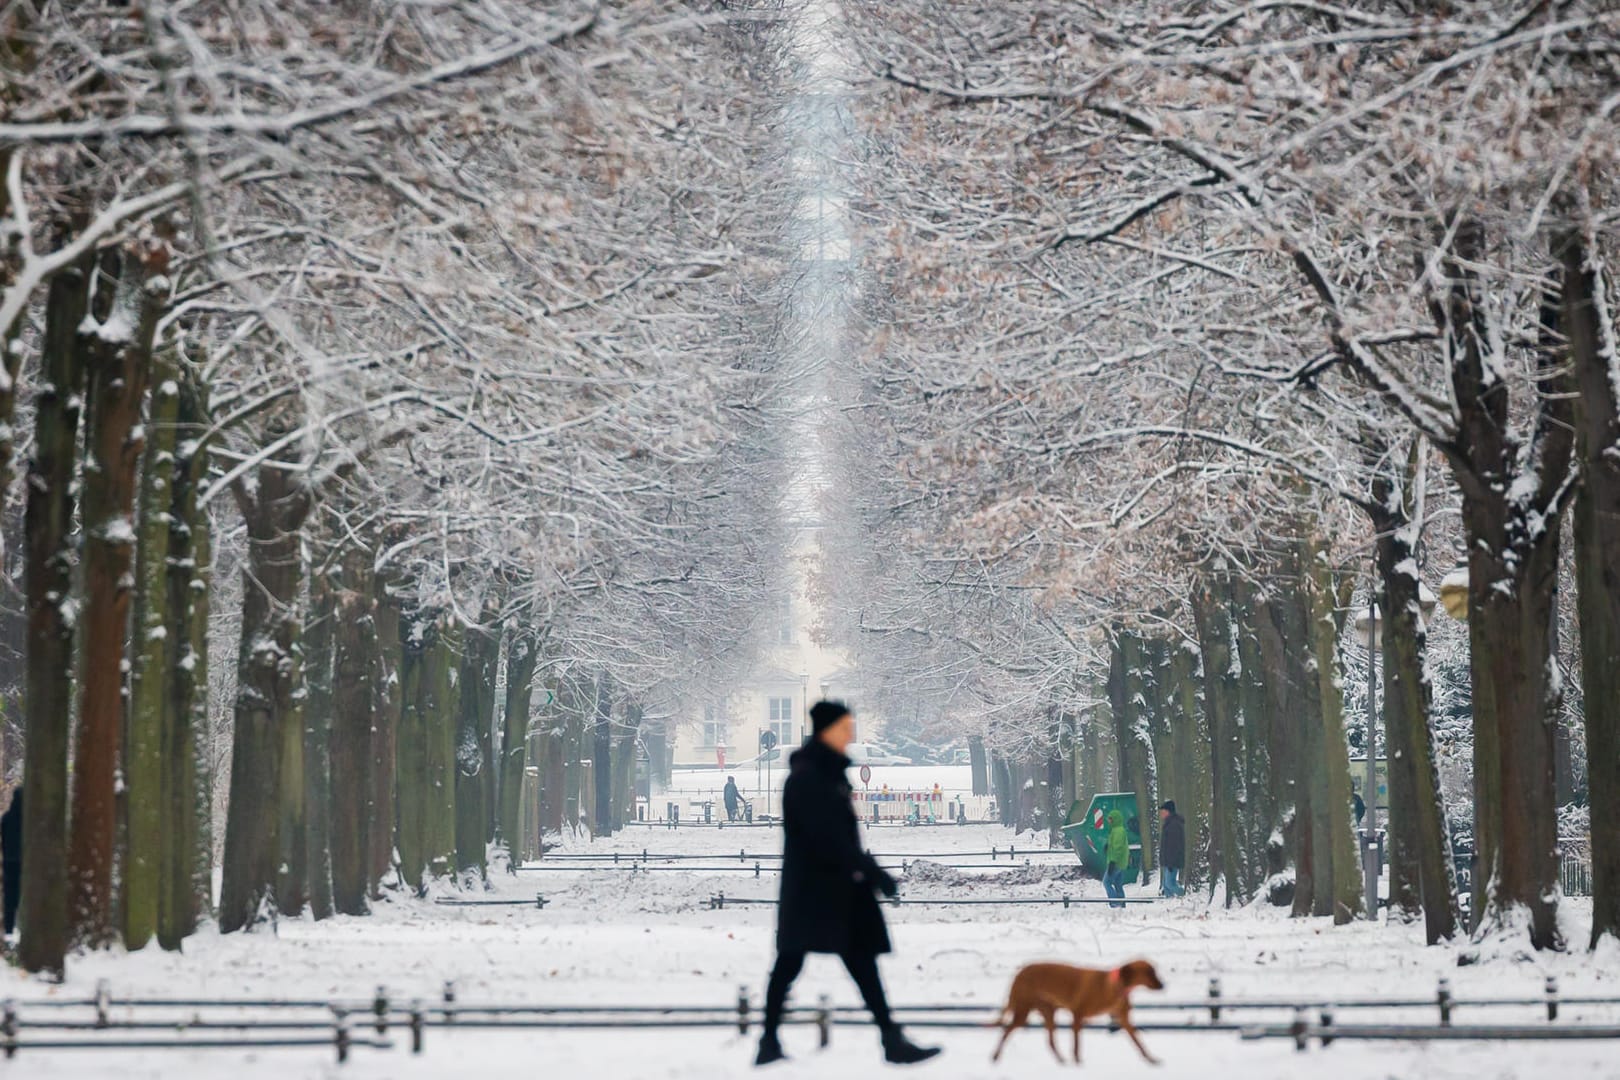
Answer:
[{"left": 872, "top": 865, "right": 900, "bottom": 899}]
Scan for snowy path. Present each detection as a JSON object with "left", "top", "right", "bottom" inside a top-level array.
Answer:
[{"left": 3, "top": 826, "right": 1616, "bottom": 1078}]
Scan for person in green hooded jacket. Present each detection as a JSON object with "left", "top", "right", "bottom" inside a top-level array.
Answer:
[{"left": 1102, "top": 809, "right": 1129, "bottom": 909}]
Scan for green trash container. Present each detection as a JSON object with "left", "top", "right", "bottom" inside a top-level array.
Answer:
[{"left": 1060, "top": 792, "right": 1142, "bottom": 884}]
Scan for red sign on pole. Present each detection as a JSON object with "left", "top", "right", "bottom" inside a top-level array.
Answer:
[{"left": 859, "top": 764, "right": 873, "bottom": 787}]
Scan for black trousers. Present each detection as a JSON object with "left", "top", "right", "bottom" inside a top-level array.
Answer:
[
  {"left": 763, "top": 949, "right": 893, "bottom": 1035},
  {"left": 3, "top": 862, "right": 19, "bottom": 935}
]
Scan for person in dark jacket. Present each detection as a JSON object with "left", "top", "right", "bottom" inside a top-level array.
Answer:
[
  {"left": 723, "top": 776, "right": 742, "bottom": 823},
  {"left": 1158, "top": 801, "right": 1186, "bottom": 897},
  {"left": 756, "top": 701, "right": 940, "bottom": 1067},
  {"left": 1, "top": 785, "right": 21, "bottom": 936}
]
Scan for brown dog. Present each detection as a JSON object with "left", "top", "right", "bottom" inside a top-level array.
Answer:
[{"left": 990, "top": 959, "right": 1164, "bottom": 1065}]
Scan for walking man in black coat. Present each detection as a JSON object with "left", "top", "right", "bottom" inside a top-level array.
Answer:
[
  {"left": 2, "top": 785, "right": 21, "bottom": 936},
  {"left": 755, "top": 701, "right": 940, "bottom": 1067}
]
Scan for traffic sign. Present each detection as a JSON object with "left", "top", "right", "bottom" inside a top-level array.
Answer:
[
  {"left": 859, "top": 764, "right": 872, "bottom": 787},
  {"left": 760, "top": 730, "right": 779, "bottom": 751}
]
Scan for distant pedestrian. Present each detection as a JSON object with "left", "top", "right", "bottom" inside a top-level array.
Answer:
[
  {"left": 2, "top": 786, "right": 21, "bottom": 935},
  {"left": 723, "top": 776, "right": 741, "bottom": 823},
  {"left": 1352, "top": 792, "right": 1366, "bottom": 827},
  {"left": 1103, "top": 808, "right": 1129, "bottom": 909},
  {"left": 755, "top": 700, "right": 940, "bottom": 1067},
  {"left": 1158, "top": 801, "right": 1185, "bottom": 897}
]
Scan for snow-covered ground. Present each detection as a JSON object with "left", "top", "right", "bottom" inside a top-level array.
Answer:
[{"left": 4, "top": 824, "right": 1617, "bottom": 1078}]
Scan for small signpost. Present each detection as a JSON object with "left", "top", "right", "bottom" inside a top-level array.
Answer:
[{"left": 859, "top": 764, "right": 872, "bottom": 788}]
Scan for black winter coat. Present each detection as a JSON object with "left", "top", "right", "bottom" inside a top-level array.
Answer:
[
  {"left": 1160, "top": 812, "right": 1186, "bottom": 871},
  {"left": 775, "top": 740, "right": 892, "bottom": 956}
]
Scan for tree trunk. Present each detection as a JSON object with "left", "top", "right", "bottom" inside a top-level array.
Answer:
[
  {"left": 968, "top": 735, "right": 989, "bottom": 796},
  {"left": 422, "top": 615, "right": 459, "bottom": 881},
  {"left": 1370, "top": 445, "right": 1461, "bottom": 944},
  {"left": 70, "top": 246, "right": 165, "bottom": 946},
  {"left": 455, "top": 613, "right": 498, "bottom": 885},
  {"left": 1108, "top": 630, "right": 1156, "bottom": 878},
  {"left": 1562, "top": 229, "right": 1620, "bottom": 949},
  {"left": 498, "top": 628, "right": 538, "bottom": 869},
  {"left": 218, "top": 464, "right": 310, "bottom": 933},
  {"left": 123, "top": 358, "right": 179, "bottom": 950},
  {"left": 1254, "top": 578, "right": 1315, "bottom": 915},
  {"left": 395, "top": 609, "right": 429, "bottom": 893},
  {"left": 1441, "top": 227, "right": 1573, "bottom": 950},
  {"left": 161, "top": 376, "right": 211, "bottom": 946},
  {"left": 1303, "top": 536, "right": 1365, "bottom": 924},
  {"left": 1234, "top": 581, "right": 1280, "bottom": 897},
  {"left": 540, "top": 703, "right": 566, "bottom": 839},
  {"left": 614, "top": 704, "right": 642, "bottom": 832},
  {"left": 368, "top": 582, "right": 401, "bottom": 896},
  {"left": 18, "top": 255, "right": 90, "bottom": 975},
  {"left": 330, "top": 549, "right": 375, "bottom": 915},
  {"left": 302, "top": 571, "right": 336, "bottom": 921},
  {"left": 593, "top": 675, "right": 613, "bottom": 837}
]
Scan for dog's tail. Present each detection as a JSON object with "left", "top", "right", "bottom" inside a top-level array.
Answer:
[{"left": 986, "top": 999, "right": 1013, "bottom": 1029}]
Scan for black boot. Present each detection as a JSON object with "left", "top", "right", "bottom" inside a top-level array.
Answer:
[
  {"left": 754, "top": 1031, "right": 787, "bottom": 1066},
  {"left": 882, "top": 1027, "right": 941, "bottom": 1065}
]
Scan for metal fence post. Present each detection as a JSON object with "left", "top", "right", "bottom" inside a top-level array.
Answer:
[
  {"left": 2, "top": 1000, "right": 15, "bottom": 1059},
  {"left": 1318, "top": 1008, "right": 1335, "bottom": 1048},
  {"left": 410, "top": 1002, "right": 425, "bottom": 1054},
  {"left": 95, "top": 979, "right": 110, "bottom": 1029},
  {"left": 817, "top": 994, "right": 832, "bottom": 1048},
  {"left": 1207, "top": 977, "right": 1222, "bottom": 1022},
  {"left": 1436, "top": 977, "right": 1452, "bottom": 1026},
  {"left": 737, "top": 986, "right": 750, "bottom": 1035},
  {"left": 1546, "top": 976, "right": 1559, "bottom": 1022},
  {"left": 334, "top": 1007, "right": 351, "bottom": 1064},
  {"left": 374, "top": 985, "right": 389, "bottom": 1035},
  {"left": 443, "top": 980, "right": 457, "bottom": 1024},
  {"left": 1290, "top": 1007, "right": 1309, "bottom": 1052}
]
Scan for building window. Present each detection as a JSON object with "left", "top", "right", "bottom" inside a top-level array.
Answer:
[
  {"left": 767, "top": 697, "right": 795, "bottom": 748},
  {"left": 702, "top": 704, "right": 726, "bottom": 747},
  {"left": 777, "top": 595, "right": 794, "bottom": 645}
]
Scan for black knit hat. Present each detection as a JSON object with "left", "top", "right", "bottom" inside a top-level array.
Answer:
[
  {"left": 809, "top": 699, "right": 851, "bottom": 734},
  {"left": 1160, "top": 800, "right": 1176, "bottom": 814}
]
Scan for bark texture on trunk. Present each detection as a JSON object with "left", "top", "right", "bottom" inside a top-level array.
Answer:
[
  {"left": 19, "top": 255, "right": 90, "bottom": 975},
  {"left": 368, "top": 584, "right": 401, "bottom": 896},
  {"left": 69, "top": 245, "right": 165, "bottom": 946},
  {"left": 1370, "top": 445, "right": 1460, "bottom": 944},
  {"left": 123, "top": 359, "right": 179, "bottom": 950},
  {"left": 330, "top": 549, "right": 376, "bottom": 915},
  {"left": 498, "top": 628, "right": 538, "bottom": 868},
  {"left": 1303, "top": 537, "right": 1365, "bottom": 924},
  {"left": 160, "top": 377, "right": 210, "bottom": 948},
  {"left": 592, "top": 675, "right": 613, "bottom": 837},
  {"left": 218, "top": 462, "right": 310, "bottom": 933},
  {"left": 302, "top": 572, "right": 336, "bottom": 921},
  {"left": 1562, "top": 230, "right": 1620, "bottom": 949},
  {"left": 455, "top": 614, "right": 499, "bottom": 883},
  {"left": 1194, "top": 576, "right": 1246, "bottom": 904},
  {"left": 1440, "top": 223, "right": 1573, "bottom": 950}
]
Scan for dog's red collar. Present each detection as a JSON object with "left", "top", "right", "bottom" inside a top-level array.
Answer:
[{"left": 1108, "top": 967, "right": 1124, "bottom": 987}]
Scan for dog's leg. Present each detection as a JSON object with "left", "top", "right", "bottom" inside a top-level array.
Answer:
[
  {"left": 990, "top": 1009, "right": 1027, "bottom": 1063},
  {"left": 1116, "top": 1011, "right": 1160, "bottom": 1066},
  {"left": 1070, "top": 1015, "right": 1082, "bottom": 1065},
  {"left": 1041, "top": 1006, "right": 1063, "bottom": 1063}
]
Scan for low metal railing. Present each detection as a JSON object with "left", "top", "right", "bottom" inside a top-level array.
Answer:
[{"left": 8, "top": 974, "right": 1616, "bottom": 1061}]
